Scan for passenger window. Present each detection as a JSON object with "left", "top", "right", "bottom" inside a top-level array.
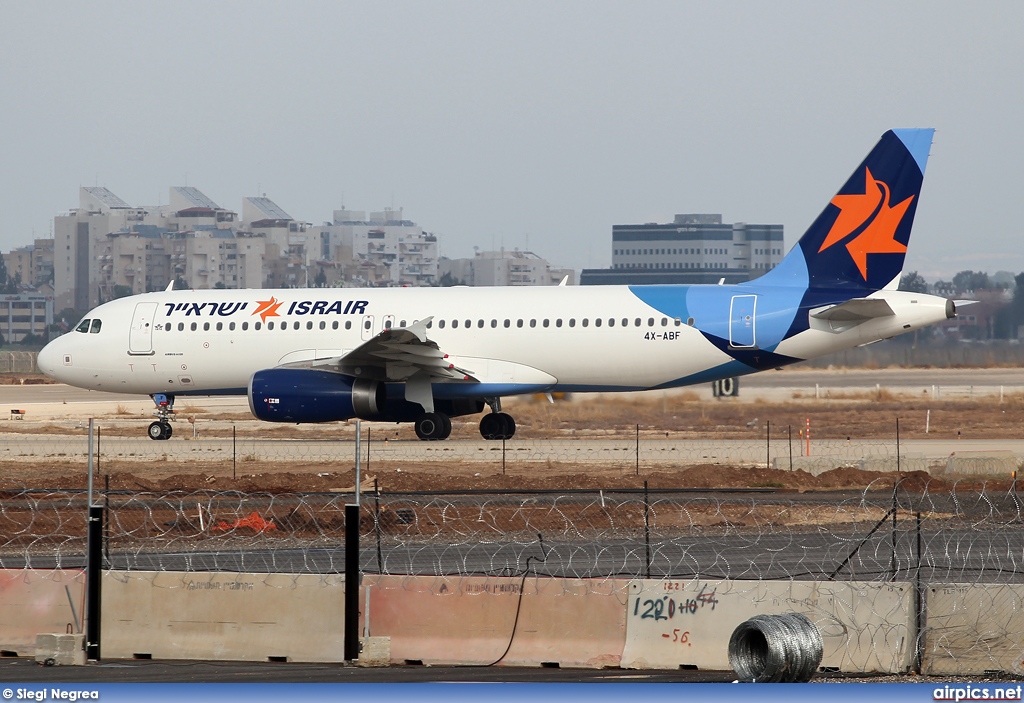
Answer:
[
  {"left": 90, "top": 319, "right": 102, "bottom": 334},
  {"left": 543, "top": 319, "right": 549, "bottom": 328},
  {"left": 569, "top": 319, "right": 576, "bottom": 328},
  {"left": 530, "top": 319, "right": 536, "bottom": 328},
  {"left": 622, "top": 318, "right": 628, "bottom": 327},
  {"left": 255, "top": 322, "right": 262, "bottom": 330},
  {"left": 216, "top": 322, "right": 223, "bottom": 331},
  {"left": 477, "top": 320, "right": 484, "bottom": 328},
  {"left": 687, "top": 317, "right": 695, "bottom": 326},
  {"left": 203, "top": 322, "right": 210, "bottom": 331},
  {"left": 648, "top": 318, "right": 655, "bottom": 326},
  {"left": 635, "top": 318, "right": 641, "bottom": 326},
  {"left": 384, "top": 320, "right": 392, "bottom": 329},
  {"left": 242, "top": 322, "right": 248, "bottom": 330},
  {"left": 190, "top": 322, "right": 197, "bottom": 331},
  {"left": 281, "top": 322, "right": 287, "bottom": 331},
  {"left": 582, "top": 319, "right": 589, "bottom": 327},
  {"left": 344, "top": 321, "right": 350, "bottom": 330},
  {"left": 438, "top": 320, "right": 445, "bottom": 329},
  {"left": 661, "top": 318, "right": 668, "bottom": 327},
  {"left": 178, "top": 322, "right": 184, "bottom": 331},
  {"left": 268, "top": 322, "right": 275, "bottom": 330},
  {"left": 556, "top": 319, "right": 562, "bottom": 327},
  {"left": 594, "top": 319, "right": 601, "bottom": 328},
  {"left": 401, "top": 320, "right": 407, "bottom": 327},
  {"left": 230, "top": 322, "right": 236, "bottom": 331},
  {"left": 491, "top": 320, "right": 497, "bottom": 328},
  {"left": 308, "top": 321, "right": 314, "bottom": 330},
  {"left": 503, "top": 319, "right": 510, "bottom": 328},
  {"left": 426, "top": 321, "right": 433, "bottom": 329},
  {"left": 465, "top": 320, "right": 471, "bottom": 328},
  {"left": 320, "top": 321, "right": 326, "bottom": 330},
  {"left": 608, "top": 318, "right": 615, "bottom": 327},
  {"left": 76, "top": 319, "right": 90, "bottom": 333},
  {"left": 364, "top": 320, "right": 371, "bottom": 330},
  {"left": 516, "top": 319, "right": 523, "bottom": 328}
]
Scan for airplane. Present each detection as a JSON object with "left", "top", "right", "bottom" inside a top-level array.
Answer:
[{"left": 37, "top": 128, "right": 954, "bottom": 442}]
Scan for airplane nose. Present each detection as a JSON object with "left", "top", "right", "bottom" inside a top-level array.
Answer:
[{"left": 37, "top": 339, "right": 60, "bottom": 378}]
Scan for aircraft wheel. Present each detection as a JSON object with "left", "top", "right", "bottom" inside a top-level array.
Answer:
[
  {"left": 480, "top": 412, "right": 515, "bottom": 440},
  {"left": 497, "top": 412, "right": 516, "bottom": 440},
  {"left": 148, "top": 422, "right": 165, "bottom": 440},
  {"left": 415, "top": 412, "right": 449, "bottom": 441},
  {"left": 161, "top": 422, "right": 173, "bottom": 440}
]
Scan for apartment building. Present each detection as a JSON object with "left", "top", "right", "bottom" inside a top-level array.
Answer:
[{"left": 438, "top": 249, "right": 575, "bottom": 287}]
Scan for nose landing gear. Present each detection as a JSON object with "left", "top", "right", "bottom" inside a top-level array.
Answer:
[
  {"left": 479, "top": 397, "right": 515, "bottom": 440},
  {"left": 148, "top": 393, "right": 175, "bottom": 440}
]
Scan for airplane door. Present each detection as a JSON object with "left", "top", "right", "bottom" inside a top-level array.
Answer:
[
  {"left": 361, "top": 314, "right": 375, "bottom": 340},
  {"left": 128, "top": 302, "right": 158, "bottom": 355},
  {"left": 729, "top": 295, "right": 757, "bottom": 349}
]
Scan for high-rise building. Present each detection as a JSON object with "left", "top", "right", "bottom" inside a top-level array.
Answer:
[{"left": 580, "top": 214, "right": 784, "bottom": 285}]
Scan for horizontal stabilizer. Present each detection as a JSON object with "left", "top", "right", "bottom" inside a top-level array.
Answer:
[{"left": 810, "top": 298, "right": 895, "bottom": 322}]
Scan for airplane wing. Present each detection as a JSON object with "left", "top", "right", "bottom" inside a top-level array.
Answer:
[
  {"left": 284, "top": 317, "right": 477, "bottom": 383},
  {"left": 810, "top": 298, "right": 895, "bottom": 322}
]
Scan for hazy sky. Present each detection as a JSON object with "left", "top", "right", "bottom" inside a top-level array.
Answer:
[{"left": 1, "top": 1, "right": 1021, "bottom": 280}]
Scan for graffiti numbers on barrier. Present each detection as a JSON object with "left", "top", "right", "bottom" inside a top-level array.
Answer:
[
  {"left": 632, "top": 584, "right": 718, "bottom": 622},
  {"left": 661, "top": 629, "right": 691, "bottom": 646}
]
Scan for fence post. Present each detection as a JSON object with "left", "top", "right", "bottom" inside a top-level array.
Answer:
[
  {"left": 344, "top": 503, "right": 360, "bottom": 661},
  {"left": 788, "top": 425, "right": 793, "bottom": 471},
  {"left": 643, "top": 480, "right": 651, "bottom": 580},
  {"left": 635, "top": 424, "right": 640, "bottom": 477},
  {"left": 766, "top": 420, "right": 771, "bottom": 469}
]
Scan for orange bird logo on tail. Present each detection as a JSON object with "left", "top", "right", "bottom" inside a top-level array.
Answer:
[{"left": 818, "top": 167, "right": 914, "bottom": 280}]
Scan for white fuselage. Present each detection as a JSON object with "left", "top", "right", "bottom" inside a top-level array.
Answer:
[{"left": 37, "top": 284, "right": 951, "bottom": 400}]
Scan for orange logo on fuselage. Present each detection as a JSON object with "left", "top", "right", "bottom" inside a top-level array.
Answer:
[
  {"left": 252, "top": 296, "right": 283, "bottom": 322},
  {"left": 818, "top": 167, "right": 913, "bottom": 280}
]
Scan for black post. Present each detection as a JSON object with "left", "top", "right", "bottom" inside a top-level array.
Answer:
[
  {"left": 788, "top": 425, "right": 793, "bottom": 471},
  {"left": 232, "top": 425, "right": 237, "bottom": 481},
  {"left": 501, "top": 437, "right": 506, "bottom": 475},
  {"left": 643, "top": 480, "right": 651, "bottom": 580},
  {"left": 344, "top": 503, "right": 360, "bottom": 661},
  {"left": 367, "top": 428, "right": 371, "bottom": 475},
  {"left": 766, "top": 419, "right": 771, "bottom": 469},
  {"left": 86, "top": 504, "right": 103, "bottom": 661}
]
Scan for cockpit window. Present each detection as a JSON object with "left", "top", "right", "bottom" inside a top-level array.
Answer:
[
  {"left": 75, "top": 319, "right": 91, "bottom": 333},
  {"left": 90, "top": 319, "right": 102, "bottom": 334}
]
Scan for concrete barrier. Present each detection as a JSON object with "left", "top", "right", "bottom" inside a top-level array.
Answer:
[
  {"left": 364, "top": 575, "right": 628, "bottom": 667},
  {"left": 945, "top": 451, "right": 1018, "bottom": 477},
  {"left": 101, "top": 571, "right": 346, "bottom": 662},
  {"left": 0, "top": 569, "right": 84, "bottom": 656},
  {"left": 620, "top": 578, "right": 913, "bottom": 673},
  {"left": 924, "top": 583, "right": 1024, "bottom": 676}
]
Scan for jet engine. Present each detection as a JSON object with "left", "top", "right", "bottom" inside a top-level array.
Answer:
[{"left": 248, "top": 368, "right": 385, "bottom": 423}]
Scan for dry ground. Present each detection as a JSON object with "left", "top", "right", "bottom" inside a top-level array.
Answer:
[{"left": 1, "top": 384, "right": 1021, "bottom": 494}]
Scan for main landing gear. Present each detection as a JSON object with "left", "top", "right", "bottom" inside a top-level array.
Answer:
[
  {"left": 147, "top": 393, "right": 175, "bottom": 441},
  {"left": 414, "top": 412, "right": 452, "bottom": 441},
  {"left": 479, "top": 397, "right": 515, "bottom": 440}
]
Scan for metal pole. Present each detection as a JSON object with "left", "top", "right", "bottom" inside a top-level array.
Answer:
[
  {"left": 788, "top": 425, "right": 793, "bottom": 471},
  {"left": 344, "top": 503, "right": 360, "bottom": 661},
  {"left": 354, "top": 420, "right": 362, "bottom": 506},
  {"left": 914, "top": 511, "right": 924, "bottom": 674},
  {"left": 87, "top": 418, "right": 95, "bottom": 508},
  {"left": 643, "top": 480, "right": 651, "bottom": 580},
  {"left": 232, "top": 425, "right": 237, "bottom": 481},
  {"left": 766, "top": 419, "right": 770, "bottom": 469},
  {"left": 635, "top": 424, "right": 640, "bottom": 476}
]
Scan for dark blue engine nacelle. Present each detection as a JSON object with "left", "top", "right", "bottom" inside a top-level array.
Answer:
[{"left": 248, "top": 368, "right": 386, "bottom": 423}]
